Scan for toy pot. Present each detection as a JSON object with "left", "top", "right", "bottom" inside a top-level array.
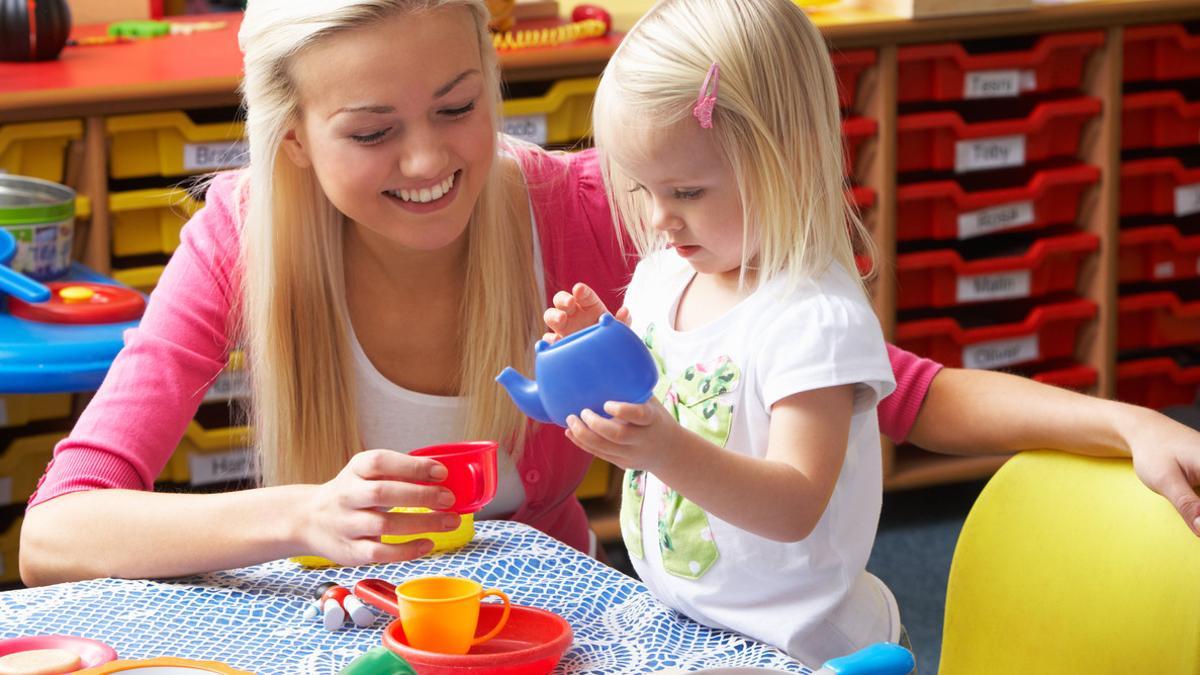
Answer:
[{"left": 496, "top": 313, "right": 658, "bottom": 428}]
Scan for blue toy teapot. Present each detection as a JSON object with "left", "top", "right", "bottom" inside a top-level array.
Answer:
[{"left": 496, "top": 314, "right": 659, "bottom": 427}]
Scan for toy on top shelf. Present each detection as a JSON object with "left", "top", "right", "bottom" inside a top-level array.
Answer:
[
  {"left": 496, "top": 313, "right": 659, "bottom": 428},
  {"left": 491, "top": 4, "right": 611, "bottom": 51}
]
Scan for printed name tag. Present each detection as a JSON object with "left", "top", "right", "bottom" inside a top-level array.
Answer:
[
  {"left": 963, "top": 334, "right": 1040, "bottom": 370},
  {"left": 1154, "top": 261, "right": 1176, "bottom": 279},
  {"left": 957, "top": 270, "right": 1032, "bottom": 303},
  {"left": 184, "top": 140, "right": 249, "bottom": 171},
  {"left": 963, "top": 69, "right": 1036, "bottom": 99},
  {"left": 1174, "top": 183, "right": 1200, "bottom": 218},
  {"left": 189, "top": 448, "right": 255, "bottom": 486},
  {"left": 955, "top": 135, "right": 1026, "bottom": 173},
  {"left": 203, "top": 369, "right": 251, "bottom": 403},
  {"left": 957, "top": 200, "right": 1035, "bottom": 239},
  {"left": 504, "top": 115, "right": 548, "bottom": 146}
]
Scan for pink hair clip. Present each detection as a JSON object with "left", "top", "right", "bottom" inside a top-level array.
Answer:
[{"left": 692, "top": 62, "right": 720, "bottom": 130}]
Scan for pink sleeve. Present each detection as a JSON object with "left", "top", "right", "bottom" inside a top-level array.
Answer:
[
  {"left": 517, "top": 145, "right": 635, "bottom": 310},
  {"left": 27, "top": 173, "right": 244, "bottom": 508},
  {"left": 878, "top": 343, "right": 944, "bottom": 444}
]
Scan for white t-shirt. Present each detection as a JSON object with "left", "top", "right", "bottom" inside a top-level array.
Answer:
[{"left": 621, "top": 252, "right": 897, "bottom": 666}]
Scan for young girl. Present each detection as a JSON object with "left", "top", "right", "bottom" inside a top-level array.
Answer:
[{"left": 545, "top": 0, "right": 901, "bottom": 664}]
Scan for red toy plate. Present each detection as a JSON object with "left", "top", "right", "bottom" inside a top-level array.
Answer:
[
  {"left": 0, "top": 634, "right": 118, "bottom": 668},
  {"left": 9, "top": 282, "right": 145, "bottom": 325},
  {"left": 383, "top": 603, "right": 572, "bottom": 675}
]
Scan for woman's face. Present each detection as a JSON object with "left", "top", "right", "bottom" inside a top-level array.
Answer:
[{"left": 284, "top": 6, "right": 495, "bottom": 253}]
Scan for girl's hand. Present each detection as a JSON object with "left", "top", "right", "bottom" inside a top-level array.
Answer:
[
  {"left": 299, "top": 449, "right": 464, "bottom": 566},
  {"left": 542, "top": 282, "right": 631, "bottom": 344},
  {"left": 565, "top": 400, "right": 680, "bottom": 473},
  {"left": 1121, "top": 406, "right": 1200, "bottom": 536}
]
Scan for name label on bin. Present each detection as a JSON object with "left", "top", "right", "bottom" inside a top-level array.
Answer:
[
  {"left": 963, "top": 334, "right": 1040, "bottom": 370},
  {"left": 184, "top": 140, "right": 250, "bottom": 172},
  {"left": 1174, "top": 183, "right": 1200, "bottom": 218},
  {"left": 1155, "top": 261, "right": 1176, "bottom": 279},
  {"left": 963, "top": 69, "right": 1037, "bottom": 99},
  {"left": 957, "top": 270, "right": 1032, "bottom": 303},
  {"left": 203, "top": 369, "right": 251, "bottom": 403},
  {"left": 955, "top": 135, "right": 1026, "bottom": 173},
  {"left": 189, "top": 447, "right": 255, "bottom": 486},
  {"left": 957, "top": 200, "right": 1035, "bottom": 239},
  {"left": 503, "top": 115, "right": 548, "bottom": 146}
]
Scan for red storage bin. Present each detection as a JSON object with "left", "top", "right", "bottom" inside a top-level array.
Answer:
[
  {"left": 1119, "top": 291, "right": 1200, "bottom": 351},
  {"left": 895, "top": 299, "right": 1096, "bottom": 369},
  {"left": 896, "top": 97, "right": 1100, "bottom": 174},
  {"left": 1119, "top": 225, "right": 1200, "bottom": 283},
  {"left": 1124, "top": 23, "right": 1200, "bottom": 83},
  {"left": 843, "top": 116, "right": 876, "bottom": 177},
  {"left": 1118, "top": 357, "right": 1200, "bottom": 409},
  {"left": 896, "top": 232, "right": 1098, "bottom": 310},
  {"left": 896, "top": 164, "right": 1099, "bottom": 241},
  {"left": 832, "top": 49, "right": 876, "bottom": 111},
  {"left": 1030, "top": 364, "right": 1098, "bottom": 392},
  {"left": 898, "top": 31, "right": 1103, "bottom": 103},
  {"left": 850, "top": 185, "right": 876, "bottom": 212},
  {"left": 1120, "top": 158, "right": 1200, "bottom": 219},
  {"left": 1122, "top": 90, "right": 1200, "bottom": 151}
]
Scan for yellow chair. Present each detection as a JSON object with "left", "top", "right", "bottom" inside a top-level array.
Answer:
[{"left": 940, "top": 450, "right": 1200, "bottom": 674}]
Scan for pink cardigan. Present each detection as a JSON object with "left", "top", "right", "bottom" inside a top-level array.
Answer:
[{"left": 27, "top": 146, "right": 941, "bottom": 553}]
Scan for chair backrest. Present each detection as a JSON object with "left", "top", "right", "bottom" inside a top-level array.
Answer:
[{"left": 940, "top": 450, "right": 1200, "bottom": 675}]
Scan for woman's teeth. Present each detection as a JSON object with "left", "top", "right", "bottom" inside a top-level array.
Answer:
[{"left": 389, "top": 173, "right": 456, "bottom": 203}]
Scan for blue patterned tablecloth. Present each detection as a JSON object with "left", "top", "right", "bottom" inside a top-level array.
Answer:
[{"left": 0, "top": 520, "right": 810, "bottom": 674}]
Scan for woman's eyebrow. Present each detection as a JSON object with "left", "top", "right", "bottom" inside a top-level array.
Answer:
[{"left": 435, "top": 69, "right": 481, "bottom": 98}]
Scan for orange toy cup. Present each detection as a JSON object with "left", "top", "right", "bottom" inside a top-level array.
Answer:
[{"left": 395, "top": 576, "right": 512, "bottom": 655}]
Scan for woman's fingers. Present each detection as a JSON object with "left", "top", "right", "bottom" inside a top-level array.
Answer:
[
  {"left": 615, "top": 306, "right": 632, "bottom": 325},
  {"left": 342, "top": 480, "right": 455, "bottom": 511},
  {"left": 579, "top": 408, "right": 633, "bottom": 444},
  {"left": 552, "top": 290, "right": 579, "bottom": 313},
  {"left": 345, "top": 509, "right": 460, "bottom": 540},
  {"left": 604, "top": 401, "right": 656, "bottom": 426},
  {"left": 350, "top": 538, "right": 436, "bottom": 566},
  {"left": 349, "top": 449, "right": 446, "bottom": 483}
]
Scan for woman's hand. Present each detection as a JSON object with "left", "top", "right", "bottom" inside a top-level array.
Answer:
[
  {"left": 565, "top": 400, "right": 680, "bottom": 473},
  {"left": 543, "top": 282, "right": 631, "bottom": 343},
  {"left": 299, "top": 449, "right": 464, "bottom": 566},
  {"left": 1117, "top": 405, "right": 1200, "bottom": 536}
]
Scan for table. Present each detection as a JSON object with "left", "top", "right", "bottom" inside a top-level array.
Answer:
[{"left": 0, "top": 521, "right": 809, "bottom": 674}]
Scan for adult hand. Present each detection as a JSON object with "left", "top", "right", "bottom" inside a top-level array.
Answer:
[
  {"left": 300, "top": 449, "right": 464, "bottom": 565},
  {"left": 542, "top": 282, "right": 631, "bottom": 344},
  {"left": 565, "top": 400, "right": 680, "bottom": 473},
  {"left": 1120, "top": 405, "right": 1200, "bottom": 536}
]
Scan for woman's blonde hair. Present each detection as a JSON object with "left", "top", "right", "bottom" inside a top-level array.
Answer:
[
  {"left": 237, "top": 0, "right": 539, "bottom": 486},
  {"left": 592, "top": 0, "right": 872, "bottom": 289}
]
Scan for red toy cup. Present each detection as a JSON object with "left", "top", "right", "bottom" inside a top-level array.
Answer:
[{"left": 411, "top": 441, "right": 498, "bottom": 514}]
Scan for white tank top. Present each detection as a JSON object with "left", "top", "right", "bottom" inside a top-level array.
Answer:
[{"left": 349, "top": 187, "right": 544, "bottom": 520}]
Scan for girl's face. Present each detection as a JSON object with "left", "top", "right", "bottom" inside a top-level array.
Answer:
[
  {"left": 284, "top": 6, "right": 494, "bottom": 253},
  {"left": 615, "top": 117, "right": 747, "bottom": 282}
]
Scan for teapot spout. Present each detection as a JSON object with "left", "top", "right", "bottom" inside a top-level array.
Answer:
[{"left": 495, "top": 368, "right": 553, "bottom": 424}]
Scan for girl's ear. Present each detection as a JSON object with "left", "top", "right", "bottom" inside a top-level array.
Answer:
[{"left": 282, "top": 126, "right": 313, "bottom": 169}]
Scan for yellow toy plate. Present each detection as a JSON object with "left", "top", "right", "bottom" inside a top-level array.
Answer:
[{"left": 290, "top": 509, "right": 475, "bottom": 568}]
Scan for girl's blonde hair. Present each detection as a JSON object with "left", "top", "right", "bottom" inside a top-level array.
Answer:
[
  {"left": 237, "top": 0, "right": 539, "bottom": 486},
  {"left": 592, "top": 0, "right": 872, "bottom": 289}
]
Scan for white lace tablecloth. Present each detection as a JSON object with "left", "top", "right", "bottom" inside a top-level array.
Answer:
[{"left": 0, "top": 520, "right": 809, "bottom": 674}]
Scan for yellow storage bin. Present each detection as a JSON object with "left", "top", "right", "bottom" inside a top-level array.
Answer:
[
  {"left": 107, "top": 111, "right": 247, "bottom": 179},
  {"left": 112, "top": 265, "right": 165, "bottom": 294},
  {"left": 0, "top": 431, "right": 67, "bottom": 506},
  {"left": 0, "top": 120, "right": 82, "bottom": 183},
  {"left": 575, "top": 458, "right": 611, "bottom": 500},
  {"left": 160, "top": 421, "right": 252, "bottom": 487},
  {"left": 0, "top": 394, "right": 72, "bottom": 429},
  {"left": 110, "top": 188, "right": 202, "bottom": 257},
  {"left": 502, "top": 77, "right": 599, "bottom": 146},
  {"left": 0, "top": 517, "right": 21, "bottom": 584}
]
